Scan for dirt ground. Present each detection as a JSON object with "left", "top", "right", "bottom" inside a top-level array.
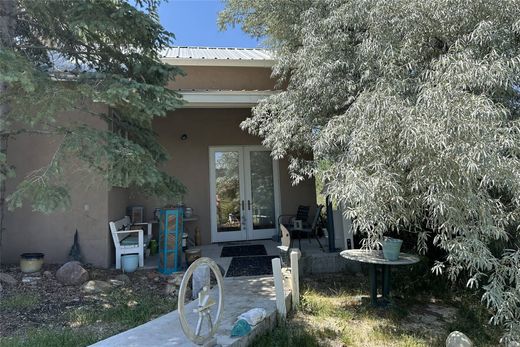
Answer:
[{"left": 0, "top": 263, "right": 178, "bottom": 343}]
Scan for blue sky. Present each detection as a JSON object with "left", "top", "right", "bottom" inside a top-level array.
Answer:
[{"left": 158, "top": 0, "right": 260, "bottom": 48}]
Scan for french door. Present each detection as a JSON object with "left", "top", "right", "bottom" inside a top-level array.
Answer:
[{"left": 209, "top": 146, "right": 281, "bottom": 243}]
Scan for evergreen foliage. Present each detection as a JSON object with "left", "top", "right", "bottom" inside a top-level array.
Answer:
[
  {"left": 221, "top": 0, "right": 520, "bottom": 342},
  {"left": 0, "top": 0, "right": 185, "bottom": 213}
]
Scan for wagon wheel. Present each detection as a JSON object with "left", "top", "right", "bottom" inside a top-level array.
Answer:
[{"left": 178, "top": 257, "right": 224, "bottom": 345}]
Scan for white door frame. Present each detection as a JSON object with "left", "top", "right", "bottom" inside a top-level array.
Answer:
[
  {"left": 209, "top": 146, "right": 247, "bottom": 243},
  {"left": 209, "top": 145, "right": 281, "bottom": 243},
  {"left": 243, "top": 145, "right": 281, "bottom": 240}
]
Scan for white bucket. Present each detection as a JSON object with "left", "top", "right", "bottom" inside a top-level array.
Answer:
[{"left": 121, "top": 254, "right": 139, "bottom": 273}]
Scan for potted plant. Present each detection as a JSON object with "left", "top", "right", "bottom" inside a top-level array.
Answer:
[
  {"left": 20, "top": 253, "right": 45, "bottom": 273},
  {"left": 381, "top": 237, "right": 403, "bottom": 261}
]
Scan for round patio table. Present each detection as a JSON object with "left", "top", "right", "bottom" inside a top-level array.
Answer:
[{"left": 340, "top": 249, "right": 419, "bottom": 307}]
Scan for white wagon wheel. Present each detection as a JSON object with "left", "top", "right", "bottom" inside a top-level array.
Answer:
[{"left": 178, "top": 257, "right": 224, "bottom": 345}]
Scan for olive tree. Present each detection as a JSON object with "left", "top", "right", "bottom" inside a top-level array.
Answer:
[{"left": 220, "top": 0, "right": 520, "bottom": 341}]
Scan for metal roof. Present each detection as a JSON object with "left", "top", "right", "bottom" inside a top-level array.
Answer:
[{"left": 161, "top": 46, "right": 275, "bottom": 67}]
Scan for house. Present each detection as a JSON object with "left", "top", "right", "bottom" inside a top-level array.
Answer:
[{"left": 3, "top": 47, "right": 317, "bottom": 268}]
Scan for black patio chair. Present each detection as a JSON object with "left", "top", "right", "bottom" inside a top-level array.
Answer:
[
  {"left": 278, "top": 205, "right": 324, "bottom": 250},
  {"left": 292, "top": 205, "right": 324, "bottom": 251},
  {"left": 278, "top": 205, "right": 310, "bottom": 241}
]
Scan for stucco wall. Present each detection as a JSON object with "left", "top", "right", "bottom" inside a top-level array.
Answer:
[
  {"left": 2, "top": 65, "right": 314, "bottom": 267},
  {"left": 106, "top": 187, "right": 130, "bottom": 266},
  {"left": 126, "top": 108, "right": 316, "bottom": 245},
  {"left": 169, "top": 66, "right": 277, "bottom": 91},
  {"left": 108, "top": 187, "right": 129, "bottom": 222},
  {"left": 2, "top": 106, "right": 111, "bottom": 267}
]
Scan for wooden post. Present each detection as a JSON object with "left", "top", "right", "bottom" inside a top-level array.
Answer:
[
  {"left": 272, "top": 257, "right": 286, "bottom": 319},
  {"left": 290, "top": 249, "right": 301, "bottom": 308}
]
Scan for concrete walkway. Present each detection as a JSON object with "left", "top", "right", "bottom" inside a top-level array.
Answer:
[{"left": 91, "top": 275, "right": 285, "bottom": 347}]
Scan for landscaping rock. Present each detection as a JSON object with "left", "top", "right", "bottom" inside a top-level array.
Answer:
[
  {"left": 82, "top": 280, "right": 112, "bottom": 293},
  {"left": 167, "top": 277, "right": 183, "bottom": 287},
  {"left": 114, "top": 274, "right": 130, "bottom": 283},
  {"left": 169, "top": 272, "right": 184, "bottom": 286},
  {"left": 56, "top": 261, "right": 89, "bottom": 286},
  {"left": 43, "top": 271, "right": 53, "bottom": 278},
  {"left": 22, "top": 276, "right": 41, "bottom": 284},
  {"left": 165, "top": 283, "right": 177, "bottom": 296},
  {"left": 0, "top": 272, "right": 17, "bottom": 285},
  {"left": 109, "top": 279, "right": 125, "bottom": 287},
  {"left": 446, "top": 331, "right": 473, "bottom": 347},
  {"left": 147, "top": 271, "right": 161, "bottom": 279}
]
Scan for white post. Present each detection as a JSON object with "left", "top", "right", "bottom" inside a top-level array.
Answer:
[
  {"left": 272, "top": 257, "right": 287, "bottom": 319},
  {"left": 290, "top": 249, "right": 301, "bottom": 308}
]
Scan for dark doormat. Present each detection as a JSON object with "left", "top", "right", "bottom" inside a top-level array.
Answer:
[
  {"left": 220, "top": 244, "right": 267, "bottom": 258},
  {"left": 226, "top": 255, "right": 279, "bottom": 277}
]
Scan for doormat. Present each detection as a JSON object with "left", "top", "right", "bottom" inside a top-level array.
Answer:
[
  {"left": 218, "top": 241, "right": 252, "bottom": 246},
  {"left": 226, "top": 255, "right": 279, "bottom": 277},
  {"left": 220, "top": 244, "right": 267, "bottom": 258}
]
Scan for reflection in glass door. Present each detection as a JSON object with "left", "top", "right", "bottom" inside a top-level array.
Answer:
[
  {"left": 210, "top": 146, "right": 280, "bottom": 243},
  {"left": 245, "top": 149, "right": 278, "bottom": 240},
  {"left": 210, "top": 147, "right": 247, "bottom": 242}
]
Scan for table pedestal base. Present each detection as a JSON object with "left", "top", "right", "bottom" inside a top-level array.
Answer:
[{"left": 368, "top": 264, "right": 391, "bottom": 307}]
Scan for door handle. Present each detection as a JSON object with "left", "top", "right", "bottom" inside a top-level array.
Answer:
[
  {"left": 241, "top": 200, "right": 245, "bottom": 211},
  {"left": 247, "top": 200, "right": 251, "bottom": 210}
]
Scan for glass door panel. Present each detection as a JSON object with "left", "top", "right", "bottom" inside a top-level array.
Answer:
[
  {"left": 215, "top": 151, "right": 242, "bottom": 232},
  {"left": 210, "top": 147, "right": 246, "bottom": 242},
  {"left": 249, "top": 151, "right": 276, "bottom": 230},
  {"left": 244, "top": 148, "right": 279, "bottom": 240},
  {"left": 210, "top": 146, "right": 279, "bottom": 243}
]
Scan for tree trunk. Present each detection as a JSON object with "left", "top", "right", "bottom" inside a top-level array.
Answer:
[{"left": 0, "top": 0, "right": 15, "bottom": 266}]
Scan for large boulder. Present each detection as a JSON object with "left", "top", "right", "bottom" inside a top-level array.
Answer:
[
  {"left": 56, "top": 261, "right": 89, "bottom": 286},
  {"left": 0, "top": 272, "right": 17, "bottom": 285}
]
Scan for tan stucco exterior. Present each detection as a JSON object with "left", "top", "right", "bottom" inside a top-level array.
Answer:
[
  {"left": 3, "top": 105, "right": 112, "bottom": 267},
  {"left": 126, "top": 108, "right": 316, "bottom": 246},
  {"left": 1, "top": 64, "right": 316, "bottom": 268},
  {"left": 169, "top": 66, "right": 278, "bottom": 91}
]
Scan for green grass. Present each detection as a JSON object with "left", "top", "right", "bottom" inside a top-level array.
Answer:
[
  {"left": 0, "top": 329, "right": 98, "bottom": 347},
  {"left": 68, "top": 287, "right": 177, "bottom": 328},
  {"left": 2, "top": 287, "right": 177, "bottom": 347},
  {"left": 251, "top": 271, "right": 501, "bottom": 347},
  {"left": 0, "top": 293, "right": 40, "bottom": 310},
  {"left": 251, "top": 321, "right": 319, "bottom": 347}
]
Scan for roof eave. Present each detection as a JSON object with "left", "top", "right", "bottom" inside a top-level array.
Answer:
[{"left": 179, "top": 90, "right": 276, "bottom": 108}]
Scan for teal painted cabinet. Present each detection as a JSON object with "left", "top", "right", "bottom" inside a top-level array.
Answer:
[{"left": 158, "top": 208, "right": 184, "bottom": 274}]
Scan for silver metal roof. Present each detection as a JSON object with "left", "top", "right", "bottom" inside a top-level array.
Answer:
[
  {"left": 160, "top": 46, "right": 275, "bottom": 67},
  {"left": 161, "top": 46, "right": 273, "bottom": 60}
]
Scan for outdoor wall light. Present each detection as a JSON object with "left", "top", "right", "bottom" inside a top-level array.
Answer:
[{"left": 180, "top": 133, "right": 188, "bottom": 140}]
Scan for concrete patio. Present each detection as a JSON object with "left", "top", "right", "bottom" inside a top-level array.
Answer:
[
  {"left": 143, "top": 238, "right": 358, "bottom": 276},
  {"left": 91, "top": 238, "right": 358, "bottom": 346},
  {"left": 90, "top": 276, "right": 283, "bottom": 346},
  {"left": 92, "top": 263, "right": 293, "bottom": 347}
]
